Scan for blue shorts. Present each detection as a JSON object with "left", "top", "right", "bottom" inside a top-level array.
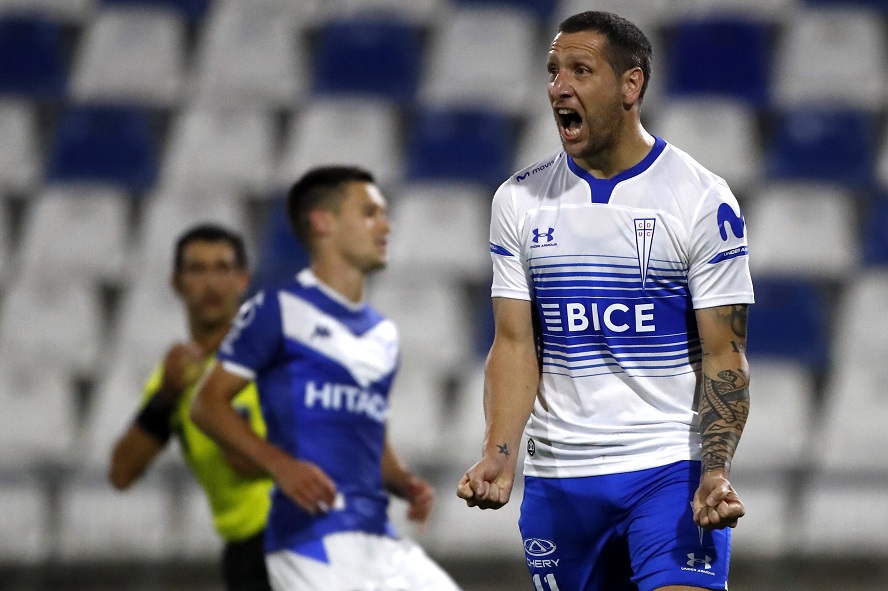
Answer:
[{"left": 519, "top": 461, "right": 730, "bottom": 591}]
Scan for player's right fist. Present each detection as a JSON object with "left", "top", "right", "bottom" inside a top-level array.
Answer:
[
  {"left": 272, "top": 456, "right": 338, "bottom": 516},
  {"left": 159, "top": 342, "right": 205, "bottom": 401}
]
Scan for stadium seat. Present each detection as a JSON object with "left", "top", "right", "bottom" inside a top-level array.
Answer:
[
  {"left": 250, "top": 198, "right": 310, "bottom": 293},
  {"left": 831, "top": 271, "right": 888, "bottom": 368},
  {"left": 436, "top": 361, "right": 487, "bottom": 469},
  {"left": 658, "top": 0, "right": 800, "bottom": 20},
  {"left": 17, "top": 185, "right": 129, "bottom": 284},
  {"left": 0, "top": 277, "right": 103, "bottom": 376},
  {"left": 421, "top": 7, "right": 537, "bottom": 115},
  {"left": 656, "top": 98, "right": 762, "bottom": 191},
  {"left": 71, "top": 6, "right": 185, "bottom": 107},
  {"left": 764, "top": 108, "right": 876, "bottom": 188},
  {"left": 876, "top": 129, "right": 888, "bottom": 189},
  {"left": 0, "top": 15, "right": 67, "bottom": 99},
  {"left": 100, "top": 0, "right": 209, "bottom": 22},
  {"left": 405, "top": 108, "right": 515, "bottom": 188},
  {"left": 386, "top": 183, "right": 490, "bottom": 280},
  {"left": 45, "top": 104, "right": 159, "bottom": 192},
  {"left": 862, "top": 195, "right": 888, "bottom": 266},
  {"left": 0, "top": 363, "right": 77, "bottom": 468},
  {"left": 450, "top": 0, "right": 557, "bottom": 19},
  {"left": 805, "top": 0, "right": 888, "bottom": 9},
  {"left": 729, "top": 361, "right": 815, "bottom": 475},
  {"left": 800, "top": 480, "right": 888, "bottom": 555},
  {"left": 745, "top": 278, "right": 829, "bottom": 369},
  {"left": 554, "top": 0, "right": 674, "bottom": 37},
  {"left": 774, "top": 7, "right": 888, "bottom": 109},
  {"left": 161, "top": 106, "right": 275, "bottom": 194},
  {"left": 0, "top": 100, "right": 40, "bottom": 192},
  {"left": 728, "top": 484, "right": 793, "bottom": 558},
  {"left": 211, "top": 0, "right": 323, "bottom": 24},
  {"left": 179, "top": 482, "right": 223, "bottom": 560},
  {"left": 57, "top": 472, "right": 175, "bottom": 561},
  {"left": 665, "top": 18, "right": 770, "bottom": 106},
  {"left": 0, "top": 198, "right": 9, "bottom": 285},
  {"left": 313, "top": 19, "right": 422, "bottom": 103},
  {"left": 386, "top": 359, "right": 448, "bottom": 468},
  {"left": 326, "top": 0, "right": 441, "bottom": 24},
  {"left": 745, "top": 183, "right": 859, "bottom": 279},
  {"left": 0, "top": 0, "right": 96, "bottom": 22},
  {"left": 0, "top": 481, "right": 50, "bottom": 563},
  {"left": 277, "top": 98, "right": 403, "bottom": 189},
  {"left": 191, "top": 1, "right": 305, "bottom": 107},
  {"left": 367, "top": 271, "right": 474, "bottom": 368},
  {"left": 515, "top": 105, "right": 564, "bottom": 171}
]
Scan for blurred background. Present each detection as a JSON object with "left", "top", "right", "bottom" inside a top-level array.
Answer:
[{"left": 0, "top": 0, "right": 887, "bottom": 589}]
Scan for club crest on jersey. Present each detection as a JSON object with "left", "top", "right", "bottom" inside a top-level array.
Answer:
[{"left": 634, "top": 218, "right": 656, "bottom": 289}]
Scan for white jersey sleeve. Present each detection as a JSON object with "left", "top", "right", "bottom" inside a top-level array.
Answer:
[
  {"left": 687, "top": 181, "right": 755, "bottom": 309},
  {"left": 489, "top": 180, "right": 531, "bottom": 301}
]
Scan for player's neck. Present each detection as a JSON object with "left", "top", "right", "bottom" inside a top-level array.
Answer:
[
  {"left": 310, "top": 258, "right": 365, "bottom": 304},
  {"left": 574, "top": 121, "right": 655, "bottom": 179},
  {"left": 188, "top": 320, "right": 231, "bottom": 354}
]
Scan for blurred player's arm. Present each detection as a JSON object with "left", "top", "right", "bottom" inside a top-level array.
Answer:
[
  {"left": 192, "top": 362, "right": 337, "bottom": 514},
  {"left": 457, "top": 296, "right": 539, "bottom": 509},
  {"left": 693, "top": 303, "right": 751, "bottom": 530},
  {"left": 109, "top": 342, "right": 203, "bottom": 490},
  {"left": 381, "top": 435, "right": 434, "bottom": 524}
]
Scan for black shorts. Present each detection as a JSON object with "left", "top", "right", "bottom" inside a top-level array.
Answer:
[{"left": 222, "top": 530, "right": 272, "bottom": 591}]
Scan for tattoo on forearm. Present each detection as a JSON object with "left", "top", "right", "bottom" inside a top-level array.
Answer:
[
  {"left": 496, "top": 443, "right": 510, "bottom": 457},
  {"left": 699, "top": 369, "right": 749, "bottom": 474},
  {"left": 716, "top": 305, "right": 749, "bottom": 340}
]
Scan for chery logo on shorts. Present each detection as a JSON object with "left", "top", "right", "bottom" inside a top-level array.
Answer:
[{"left": 524, "top": 538, "right": 557, "bottom": 557}]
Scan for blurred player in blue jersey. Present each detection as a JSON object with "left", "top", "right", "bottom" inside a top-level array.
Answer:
[
  {"left": 458, "top": 11, "right": 753, "bottom": 591},
  {"left": 191, "top": 166, "right": 461, "bottom": 591}
]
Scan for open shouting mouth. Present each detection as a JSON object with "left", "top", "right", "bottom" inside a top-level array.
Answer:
[{"left": 556, "top": 107, "right": 583, "bottom": 141}]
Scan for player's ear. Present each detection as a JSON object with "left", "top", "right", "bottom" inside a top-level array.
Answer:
[
  {"left": 622, "top": 66, "right": 644, "bottom": 108},
  {"left": 309, "top": 207, "right": 334, "bottom": 238}
]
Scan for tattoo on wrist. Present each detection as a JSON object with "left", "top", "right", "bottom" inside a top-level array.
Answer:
[
  {"left": 496, "top": 443, "right": 510, "bottom": 457},
  {"left": 699, "top": 369, "right": 749, "bottom": 474}
]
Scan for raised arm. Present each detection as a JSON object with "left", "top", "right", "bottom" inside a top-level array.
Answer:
[
  {"left": 191, "top": 362, "right": 337, "bottom": 514},
  {"left": 692, "top": 303, "right": 751, "bottom": 530},
  {"left": 457, "top": 296, "right": 539, "bottom": 509}
]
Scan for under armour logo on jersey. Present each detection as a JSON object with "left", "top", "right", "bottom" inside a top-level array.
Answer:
[
  {"left": 311, "top": 325, "right": 331, "bottom": 339},
  {"left": 634, "top": 218, "right": 656, "bottom": 289},
  {"left": 533, "top": 227, "right": 555, "bottom": 243},
  {"left": 687, "top": 553, "right": 712, "bottom": 570},
  {"left": 717, "top": 203, "right": 745, "bottom": 241}
]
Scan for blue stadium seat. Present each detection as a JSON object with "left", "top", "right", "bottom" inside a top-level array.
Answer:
[
  {"left": 862, "top": 195, "right": 888, "bottom": 266},
  {"left": 666, "top": 18, "right": 770, "bottom": 106},
  {"left": 746, "top": 279, "right": 829, "bottom": 369},
  {"left": 765, "top": 108, "right": 877, "bottom": 188},
  {"left": 46, "top": 105, "right": 158, "bottom": 192},
  {"left": 101, "top": 0, "right": 210, "bottom": 22},
  {"left": 804, "top": 0, "right": 888, "bottom": 10},
  {"left": 0, "top": 16, "right": 67, "bottom": 100},
  {"left": 313, "top": 19, "right": 422, "bottom": 103},
  {"left": 250, "top": 198, "right": 310, "bottom": 294},
  {"left": 406, "top": 108, "right": 514, "bottom": 187},
  {"left": 450, "top": 0, "right": 557, "bottom": 19}
]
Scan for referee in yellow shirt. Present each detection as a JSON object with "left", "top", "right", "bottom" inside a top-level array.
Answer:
[{"left": 110, "top": 224, "right": 273, "bottom": 591}]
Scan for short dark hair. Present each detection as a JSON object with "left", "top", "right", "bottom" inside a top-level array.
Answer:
[
  {"left": 558, "top": 11, "right": 653, "bottom": 102},
  {"left": 286, "top": 166, "right": 376, "bottom": 248},
  {"left": 173, "top": 224, "right": 248, "bottom": 272}
]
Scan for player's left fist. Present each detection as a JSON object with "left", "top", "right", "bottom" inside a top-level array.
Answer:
[
  {"left": 404, "top": 476, "right": 435, "bottom": 524},
  {"left": 693, "top": 473, "right": 745, "bottom": 530}
]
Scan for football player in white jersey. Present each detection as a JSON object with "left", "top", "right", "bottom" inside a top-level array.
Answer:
[
  {"left": 458, "top": 11, "right": 753, "bottom": 591},
  {"left": 192, "top": 167, "right": 461, "bottom": 591}
]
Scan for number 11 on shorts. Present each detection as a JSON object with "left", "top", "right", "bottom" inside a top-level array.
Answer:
[{"left": 532, "top": 573, "right": 561, "bottom": 591}]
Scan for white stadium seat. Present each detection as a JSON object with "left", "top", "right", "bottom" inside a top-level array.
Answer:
[
  {"left": 800, "top": 480, "right": 888, "bottom": 555},
  {"left": 386, "top": 359, "right": 448, "bottom": 468},
  {"left": 386, "top": 183, "right": 490, "bottom": 280},
  {"left": 656, "top": 98, "right": 762, "bottom": 192},
  {"left": 774, "top": 8, "right": 888, "bottom": 109},
  {"left": 832, "top": 271, "right": 888, "bottom": 367},
  {"left": 277, "top": 98, "right": 403, "bottom": 190},
  {"left": 745, "top": 183, "right": 858, "bottom": 279},
  {"left": 161, "top": 106, "right": 275, "bottom": 194},
  {"left": 71, "top": 7, "right": 185, "bottom": 107},
  {"left": 0, "top": 277, "right": 103, "bottom": 376},
  {"left": 421, "top": 7, "right": 538, "bottom": 115},
  {"left": 17, "top": 185, "right": 129, "bottom": 284},
  {"left": 515, "top": 105, "right": 562, "bottom": 173},
  {"left": 179, "top": 481, "right": 224, "bottom": 560},
  {"left": 0, "top": 480, "right": 51, "bottom": 563},
  {"left": 0, "top": 100, "right": 40, "bottom": 193},
  {"left": 0, "top": 0, "right": 96, "bottom": 22},
  {"left": 191, "top": 1, "right": 305, "bottom": 107},
  {"left": 729, "top": 483, "right": 793, "bottom": 559},
  {"left": 435, "top": 361, "right": 487, "bottom": 470}
]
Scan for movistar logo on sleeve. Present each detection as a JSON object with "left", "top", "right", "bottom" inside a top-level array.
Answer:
[{"left": 717, "top": 203, "right": 745, "bottom": 241}]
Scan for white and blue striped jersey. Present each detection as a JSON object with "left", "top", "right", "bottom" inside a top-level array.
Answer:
[
  {"left": 490, "top": 137, "right": 754, "bottom": 478},
  {"left": 217, "top": 269, "right": 400, "bottom": 556}
]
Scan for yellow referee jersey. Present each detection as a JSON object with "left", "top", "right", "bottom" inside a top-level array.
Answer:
[{"left": 141, "top": 357, "right": 272, "bottom": 542}]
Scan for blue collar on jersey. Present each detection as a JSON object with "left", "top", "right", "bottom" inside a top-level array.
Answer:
[{"left": 566, "top": 136, "right": 667, "bottom": 204}]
